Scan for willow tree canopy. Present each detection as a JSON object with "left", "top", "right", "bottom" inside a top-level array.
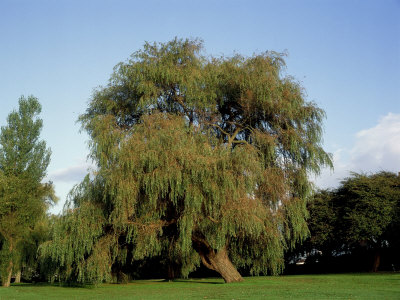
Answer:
[{"left": 42, "top": 38, "right": 332, "bottom": 283}]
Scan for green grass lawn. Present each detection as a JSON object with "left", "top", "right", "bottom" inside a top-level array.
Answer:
[{"left": 0, "top": 273, "right": 399, "bottom": 300}]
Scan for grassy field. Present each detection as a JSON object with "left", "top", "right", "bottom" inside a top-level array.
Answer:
[{"left": 0, "top": 273, "right": 399, "bottom": 300}]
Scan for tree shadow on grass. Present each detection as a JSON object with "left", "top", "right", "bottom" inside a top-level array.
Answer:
[
  {"left": 12, "top": 278, "right": 226, "bottom": 287},
  {"left": 12, "top": 282, "right": 96, "bottom": 289},
  {"left": 171, "top": 278, "right": 224, "bottom": 285}
]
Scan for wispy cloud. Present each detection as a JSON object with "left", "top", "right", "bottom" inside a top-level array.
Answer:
[
  {"left": 48, "top": 163, "right": 92, "bottom": 183},
  {"left": 45, "top": 161, "right": 94, "bottom": 214},
  {"left": 315, "top": 113, "right": 400, "bottom": 189}
]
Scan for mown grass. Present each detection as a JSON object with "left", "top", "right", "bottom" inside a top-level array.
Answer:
[{"left": 0, "top": 273, "right": 399, "bottom": 300}]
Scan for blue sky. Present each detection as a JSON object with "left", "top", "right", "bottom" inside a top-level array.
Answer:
[{"left": 1, "top": 0, "right": 399, "bottom": 214}]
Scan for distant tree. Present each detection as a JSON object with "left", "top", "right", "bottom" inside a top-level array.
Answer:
[
  {"left": 336, "top": 172, "right": 400, "bottom": 271},
  {"left": 304, "top": 172, "right": 400, "bottom": 272},
  {"left": 0, "top": 96, "right": 56, "bottom": 287},
  {"left": 307, "top": 190, "right": 337, "bottom": 256},
  {"left": 42, "top": 38, "right": 332, "bottom": 283}
]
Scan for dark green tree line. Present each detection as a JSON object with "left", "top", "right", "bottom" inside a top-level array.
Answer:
[
  {"left": 41, "top": 38, "right": 332, "bottom": 283},
  {"left": 297, "top": 172, "right": 400, "bottom": 272}
]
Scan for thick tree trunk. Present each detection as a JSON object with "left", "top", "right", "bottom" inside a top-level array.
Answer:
[
  {"left": 193, "top": 236, "right": 243, "bottom": 283},
  {"left": 15, "top": 270, "right": 21, "bottom": 283},
  {"left": 372, "top": 250, "right": 380, "bottom": 272},
  {"left": 2, "top": 260, "right": 13, "bottom": 287},
  {"left": 167, "top": 263, "right": 180, "bottom": 281},
  {"left": 167, "top": 265, "right": 174, "bottom": 281}
]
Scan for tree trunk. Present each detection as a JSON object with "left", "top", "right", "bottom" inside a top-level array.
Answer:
[
  {"left": 2, "top": 260, "right": 13, "bottom": 287},
  {"left": 193, "top": 236, "right": 243, "bottom": 283},
  {"left": 167, "top": 265, "right": 174, "bottom": 281},
  {"left": 167, "top": 263, "right": 180, "bottom": 281},
  {"left": 2, "top": 241, "right": 14, "bottom": 287},
  {"left": 15, "top": 270, "right": 21, "bottom": 283},
  {"left": 372, "top": 250, "right": 380, "bottom": 272}
]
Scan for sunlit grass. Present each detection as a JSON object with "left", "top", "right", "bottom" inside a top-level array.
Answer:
[{"left": 0, "top": 273, "right": 399, "bottom": 299}]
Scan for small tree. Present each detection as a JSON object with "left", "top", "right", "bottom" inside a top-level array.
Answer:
[
  {"left": 42, "top": 38, "right": 332, "bottom": 283},
  {"left": 0, "top": 96, "right": 56, "bottom": 287}
]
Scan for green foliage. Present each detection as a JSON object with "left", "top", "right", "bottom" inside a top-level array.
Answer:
[
  {"left": 39, "top": 176, "right": 110, "bottom": 283},
  {"left": 307, "top": 190, "right": 337, "bottom": 253},
  {"left": 335, "top": 172, "right": 400, "bottom": 245},
  {"left": 311, "top": 172, "right": 400, "bottom": 249},
  {"left": 20, "top": 215, "right": 54, "bottom": 281},
  {"left": 0, "top": 96, "right": 56, "bottom": 285},
  {"left": 43, "top": 38, "right": 332, "bottom": 283},
  {"left": 301, "top": 172, "right": 400, "bottom": 270},
  {"left": 0, "top": 96, "right": 50, "bottom": 181}
]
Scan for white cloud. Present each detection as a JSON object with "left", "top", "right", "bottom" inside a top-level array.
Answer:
[
  {"left": 47, "top": 163, "right": 91, "bottom": 183},
  {"left": 46, "top": 161, "right": 94, "bottom": 214},
  {"left": 351, "top": 113, "right": 400, "bottom": 172},
  {"left": 315, "top": 113, "right": 400, "bottom": 189}
]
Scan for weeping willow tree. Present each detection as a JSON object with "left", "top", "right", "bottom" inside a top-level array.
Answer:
[{"left": 41, "top": 38, "right": 332, "bottom": 283}]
